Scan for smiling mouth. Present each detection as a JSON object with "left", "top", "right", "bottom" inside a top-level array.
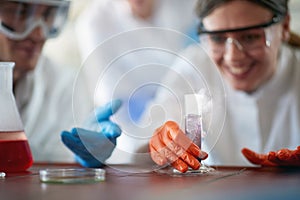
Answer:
[{"left": 227, "top": 65, "right": 252, "bottom": 76}]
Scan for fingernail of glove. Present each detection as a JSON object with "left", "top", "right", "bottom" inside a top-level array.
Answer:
[{"left": 198, "top": 151, "right": 208, "bottom": 160}]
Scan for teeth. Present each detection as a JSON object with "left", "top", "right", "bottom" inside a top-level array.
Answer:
[{"left": 228, "top": 66, "right": 250, "bottom": 75}]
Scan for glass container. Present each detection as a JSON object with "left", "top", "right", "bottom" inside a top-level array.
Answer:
[
  {"left": 39, "top": 168, "right": 106, "bottom": 184},
  {"left": 0, "top": 62, "right": 33, "bottom": 172}
]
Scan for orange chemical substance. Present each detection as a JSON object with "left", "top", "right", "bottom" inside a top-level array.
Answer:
[{"left": 0, "top": 131, "right": 33, "bottom": 172}]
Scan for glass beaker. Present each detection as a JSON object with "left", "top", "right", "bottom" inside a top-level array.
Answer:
[{"left": 0, "top": 62, "right": 33, "bottom": 172}]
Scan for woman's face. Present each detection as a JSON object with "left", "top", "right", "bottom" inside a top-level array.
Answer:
[
  {"left": 0, "top": 2, "right": 50, "bottom": 83},
  {"left": 201, "top": 0, "right": 290, "bottom": 93}
]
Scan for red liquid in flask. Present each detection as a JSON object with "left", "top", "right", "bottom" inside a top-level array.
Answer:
[{"left": 0, "top": 131, "right": 33, "bottom": 172}]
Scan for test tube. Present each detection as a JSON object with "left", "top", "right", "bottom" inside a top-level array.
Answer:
[{"left": 184, "top": 94, "right": 204, "bottom": 148}]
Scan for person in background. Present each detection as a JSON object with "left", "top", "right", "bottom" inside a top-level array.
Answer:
[
  {"left": 0, "top": 0, "right": 121, "bottom": 167},
  {"left": 75, "top": 0, "right": 198, "bottom": 61},
  {"left": 147, "top": 0, "right": 300, "bottom": 172},
  {"left": 74, "top": 0, "right": 198, "bottom": 122},
  {"left": 72, "top": 0, "right": 199, "bottom": 165}
]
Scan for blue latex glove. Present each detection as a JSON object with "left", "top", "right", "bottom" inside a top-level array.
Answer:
[{"left": 61, "top": 99, "right": 122, "bottom": 167}]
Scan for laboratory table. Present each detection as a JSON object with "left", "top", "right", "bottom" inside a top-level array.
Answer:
[{"left": 0, "top": 163, "right": 299, "bottom": 200}]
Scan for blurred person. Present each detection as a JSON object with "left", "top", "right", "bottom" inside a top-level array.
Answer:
[
  {"left": 73, "top": 0, "right": 199, "bottom": 165},
  {"left": 75, "top": 0, "right": 198, "bottom": 61},
  {"left": 0, "top": 0, "right": 121, "bottom": 166},
  {"left": 146, "top": 0, "right": 300, "bottom": 172},
  {"left": 75, "top": 0, "right": 198, "bottom": 122}
]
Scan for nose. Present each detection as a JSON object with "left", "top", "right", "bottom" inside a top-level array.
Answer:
[
  {"left": 223, "top": 38, "right": 246, "bottom": 61},
  {"left": 226, "top": 38, "right": 243, "bottom": 51},
  {"left": 28, "top": 25, "right": 46, "bottom": 41}
]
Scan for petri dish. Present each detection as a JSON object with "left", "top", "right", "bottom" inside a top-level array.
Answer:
[{"left": 39, "top": 168, "right": 105, "bottom": 184}]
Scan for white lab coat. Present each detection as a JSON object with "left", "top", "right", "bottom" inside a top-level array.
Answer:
[
  {"left": 75, "top": 0, "right": 198, "bottom": 165},
  {"left": 14, "top": 56, "right": 92, "bottom": 162},
  {"left": 140, "top": 43, "right": 300, "bottom": 166}
]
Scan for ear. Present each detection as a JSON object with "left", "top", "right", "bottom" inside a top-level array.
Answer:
[{"left": 281, "top": 14, "right": 291, "bottom": 41}]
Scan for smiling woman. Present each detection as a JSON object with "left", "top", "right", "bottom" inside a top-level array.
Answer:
[
  {"left": 145, "top": 0, "right": 300, "bottom": 171},
  {"left": 197, "top": 0, "right": 289, "bottom": 93}
]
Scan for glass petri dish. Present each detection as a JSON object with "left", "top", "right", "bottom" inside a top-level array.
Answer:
[{"left": 39, "top": 168, "right": 105, "bottom": 184}]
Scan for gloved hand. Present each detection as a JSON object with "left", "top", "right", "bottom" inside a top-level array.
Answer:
[
  {"left": 61, "top": 99, "right": 122, "bottom": 168},
  {"left": 242, "top": 146, "right": 300, "bottom": 167},
  {"left": 149, "top": 121, "right": 208, "bottom": 173}
]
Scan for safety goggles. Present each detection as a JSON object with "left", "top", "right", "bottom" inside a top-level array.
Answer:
[
  {"left": 198, "top": 15, "right": 283, "bottom": 55},
  {"left": 0, "top": 0, "right": 70, "bottom": 40}
]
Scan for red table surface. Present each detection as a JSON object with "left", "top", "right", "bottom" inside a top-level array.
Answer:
[{"left": 1, "top": 163, "right": 299, "bottom": 200}]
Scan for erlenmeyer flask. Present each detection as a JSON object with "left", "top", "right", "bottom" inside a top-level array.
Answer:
[{"left": 0, "top": 62, "right": 33, "bottom": 172}]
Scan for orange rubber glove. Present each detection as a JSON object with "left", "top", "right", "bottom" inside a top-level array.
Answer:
[
  {"left": 149, "top": 121, "right": 208, "bottom": 173},
  {"left": 242, "top": 146, "right": 300, "bottom": 167}
]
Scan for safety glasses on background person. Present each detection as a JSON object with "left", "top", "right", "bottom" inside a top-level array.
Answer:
[
  {"left": 197, "top": 15, "right": 283, "bottom": 56},
  {"left": 0, "top": 0, "right": 70, "bottom": 40}
]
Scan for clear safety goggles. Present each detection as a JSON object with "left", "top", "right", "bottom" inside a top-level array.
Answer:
[
  {"left": 198, "top": 15, "right": 283, "bottom": 55},
  {"left": 0, "top": 0, "right": 70, "bottom": 40}
]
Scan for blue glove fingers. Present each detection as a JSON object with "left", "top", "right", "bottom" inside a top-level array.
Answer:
[
  {"left": 94, "top": 99, "right": 122, "bottom": 122},
  {"left": 75, "top": 155, "right": 103, "bottom": 168},
  {"left": 61, "top": 128, "right": 118, "bottom": 168},
  {"left": 61, "top": 130, "right": 94, "bottom": 160},
  {"left": 99, "top": 121, "right": 122, "bottom": 141},
  {"left": 61, "top": 132, "right": 103, "bottom": 168},
  {"left": 62, "top": 128, "right": 108, "bottom": 167}
]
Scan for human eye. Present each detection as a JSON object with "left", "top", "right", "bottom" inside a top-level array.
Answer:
[
  {"left": 12, "top": 3, "right": 35, "bottom": 22},
  {"left": 208, "top": 34, "right": 227, "bottom": 44},
  {"left": 43, "top": 7, "right": 57, "bottom": 21},
  {"left": 16, "top": 3, "right": 30, "bottom": 17},
  {"left": 240, "top": 31, "right": 264, "bottom": 44}
]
